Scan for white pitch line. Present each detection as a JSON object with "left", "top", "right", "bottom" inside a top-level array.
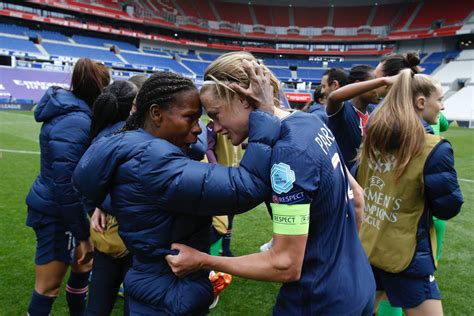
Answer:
[
  {"left": 459, "top": 178, "right": 474, "bottom": 183},
  {"left": 0, "top": 148, "right": 40, "bottom": 155}
]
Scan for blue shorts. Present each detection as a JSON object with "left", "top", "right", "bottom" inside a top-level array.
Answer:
[
  {"left": 372, "top": 266, "right": 441, "bottom": 308},
  {"left": 31, "top": 220, "right": 76, "bottom": 265}
]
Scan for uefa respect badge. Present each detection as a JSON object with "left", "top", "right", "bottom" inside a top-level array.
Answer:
[{"left": 271, "top": 162, "right": 296, "bottom": 194}]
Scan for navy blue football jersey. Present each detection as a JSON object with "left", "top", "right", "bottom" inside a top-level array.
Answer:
[
  {"left": 270, "top": 111, "right": 375, "bottom": 315},
  {"left": 327, "top": 101, "right": 376, "bottom": 170}
]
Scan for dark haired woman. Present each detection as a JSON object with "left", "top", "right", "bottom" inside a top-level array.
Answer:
[
  {"left": 374, "top": 52, "right": 422, "bottom": 98},
  {"left": 25, "top": 58, "right": 110, "bottom": 316},
  {"left": 84, "top": 80, "right": 137, "bottom": 316},
  {"left": 326, "top": 64, "right": 381, "bottom": 170},
  {"left": 73, "top": 71, "right": 280, "bottom": 314},
  {"left": 85, "top": 79, "right": 207, "bottom": 315}
]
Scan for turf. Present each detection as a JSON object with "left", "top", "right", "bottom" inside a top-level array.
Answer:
[{"left": 0, "top": 110, "right": 472, "bottom": 315}]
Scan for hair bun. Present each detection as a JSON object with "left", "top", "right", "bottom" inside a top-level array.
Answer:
[{"left": 406, "top": 53, "right": 421, "bottom": 68}]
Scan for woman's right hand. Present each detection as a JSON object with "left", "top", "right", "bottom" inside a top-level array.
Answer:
[
  {"left": 166, "top": 243, "right": 207, "bottom": 278},
  {"left": 228, "top": 59, "right": 275, "bottom": 114},
  {"left": 383, "top": 72, "right": 402, "bottom": 87},
  {"left": 91, "top": 208, "right": 107, "bottom": 233}
]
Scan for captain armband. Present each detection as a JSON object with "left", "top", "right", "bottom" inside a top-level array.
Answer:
[{"left": 270, "top": 203, "right": 310, "bottom": 235}]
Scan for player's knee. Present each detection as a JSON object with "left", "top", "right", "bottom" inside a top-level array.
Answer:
[
  {"left": 35, "top": 284, "right": 61, "bottom": 297},
  {"left": 71, "top": 260, "right": 93, "bottom": 273}
]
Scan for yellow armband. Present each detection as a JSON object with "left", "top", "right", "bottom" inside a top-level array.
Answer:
[{"left": 271, "top": 203, "right": 310, "bottom": 235}]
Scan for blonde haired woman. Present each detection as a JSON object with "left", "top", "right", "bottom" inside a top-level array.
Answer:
[
  {"left": 350, "top": 69, "right": 463, "bottom": 315},
  {"left": 167, "top": 51, "right": 375, "bottom": 315}
]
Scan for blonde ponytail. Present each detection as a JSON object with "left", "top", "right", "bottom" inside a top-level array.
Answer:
[{"left": 361, "top": 69, "right": 438, "bottom": 179}]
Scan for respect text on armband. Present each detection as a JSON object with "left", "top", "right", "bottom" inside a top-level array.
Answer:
[{"left": 273, "top": 214, "right": 309, "bottom": 226}]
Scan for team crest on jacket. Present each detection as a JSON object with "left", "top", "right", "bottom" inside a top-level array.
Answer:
[{"left": 271, "top": 162, "right": 296, "bottom": 194}]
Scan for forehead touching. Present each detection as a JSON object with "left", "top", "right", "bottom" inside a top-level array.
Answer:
[
  {"left": 170, "top": 88, "right": 201, "bottom": 113},
  {"left": 200, "top": 85, "right": 232, "bottom": 111}
]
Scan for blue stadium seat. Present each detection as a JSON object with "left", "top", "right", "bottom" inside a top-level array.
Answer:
[
  {"left": 0, "top": 35, "right": 40, "bottom": 54},
  {"left": 328, "top": 60, "right": 379, "bottom": 68},
  {"left": 424, "top": 51, "right": 460, "bottom": 64},
  {"left": 121, "top": 52, "right": 193, "bottom": 75},
  {"left": 264, "top": 58, "right": 323, "bottom": 67},
  {"left": 26, "top": 30, "right": 69, "bottom": 42},
  {"left": 268, "top": 67, "right": 292, "bottom": 81},
  {"left": 181, "top": 60, "right": 211, "bottom": 77},
  {"left": 72, "top": 35, "right": 138, "bottom": 51},
  {"left": 142, "top": 50, "right": 170, "bottom": 56},
  {"left": 200, "top": 53, "right": 220, "bottom": 61},
  {"left": 297, "top": 68, "right": 325, "bottom": 82},
  {"left": 42, "top": 42, "right": 121, "bottom": 63},
  {"left": 0, "top": 23, "right": 30, "bottom": 36},
  {"left": 420, "top": 63, "right": 440, "bottom": 74}
]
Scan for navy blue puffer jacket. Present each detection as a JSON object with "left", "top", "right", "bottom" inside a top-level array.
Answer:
[
  {"left": 73, "top": 111, "right": 280, "bottom": 314},
  {"left": 26, "top": 87, "right": 91, "bottom": 241}
]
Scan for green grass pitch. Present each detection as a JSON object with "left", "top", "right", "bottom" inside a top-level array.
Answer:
[{"left": 0, "top": 110, "right": 472, "bottom": 315}]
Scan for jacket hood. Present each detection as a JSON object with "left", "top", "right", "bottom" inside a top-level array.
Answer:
[{"left": 35, "top": 87, "right": 92, "bottom": 122}]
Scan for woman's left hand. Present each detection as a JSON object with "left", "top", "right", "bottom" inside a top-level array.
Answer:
[
  {"left": 165, "top": 243, "right": 206, "bottom": 278},
  {"left": 228, "top": 59, "right": 275, "bottom": 114}
]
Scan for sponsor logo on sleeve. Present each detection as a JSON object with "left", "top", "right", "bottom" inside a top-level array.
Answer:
[{"left": 271, "top": 162, "right": 296, "bottom": 194}]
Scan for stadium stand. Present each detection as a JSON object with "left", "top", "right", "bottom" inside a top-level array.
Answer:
[
  {"left": 409, "top": 0, "right": 474, "bottom": 29},
  {"left": 297, "top": 68, "right": 326, "bottom": 82},
  {"left": 42, "top": 42, "right": 122, "bottom": 63},
  {"left": 0, "top": 0, "right": 474, "bottom": 122},
  {"left": 392, "top": 2, "right": 419, "bottom": 30},
  {"left": 120, "top": 52, "right": 193, "bottom": 75},
  {"left": 193, "top": 0, "right": 218, "bottom": 21},
  {"left": 267, "top": 67, "right": 292, "bottom": 81},
  {"left": 371, "top": 4, "right": 399, "bottom": 27},
  {"left": 180, "top": 59, "right": 211, "bottom": 78},
  {"left": 332, "top": 6, "right": 372, "bottom": 28},
  {"left": 0, "top": 23, "right": 32, "bottom": 36},
  {"left": 429, "top": 49, "right": 474, "bottom": 125},
  {"left": 253, "top": 4, "right": 274, "bottom": 26},
  {"left": 174, "top": 0, "right": 196, "bottom": 18},
  {"left": 26, "top": 30, "right": 70, "bottom": 42},
  {"left": 199, "top": 53, "right": 220, "bottom": 61},
  {"left": 271, "top": 6, "right": 290, "bottom": 27},
  {"left": 72, "top": 35, "right": 138, "bottom": 51},
  {"left": 215, "top": 2, "right": 253, "bottom": 24},
  {"left": 0, "top": 35, "right": 41, "bottom": 55}
]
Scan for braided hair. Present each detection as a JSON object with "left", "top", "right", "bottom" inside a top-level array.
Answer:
[
  {"left": 90, "top": 80, "right": 138, "bottom": 139},
  {"left": 123, "top": 71, "right": 196, "bottom": 131}
]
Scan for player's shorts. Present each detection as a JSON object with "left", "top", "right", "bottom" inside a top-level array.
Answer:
[
  {"left": 27, "top": 209, "right": 76, "bottom": 265},
  {"left": 372, "top": 266, "right": 441, "bottom": 308}
]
